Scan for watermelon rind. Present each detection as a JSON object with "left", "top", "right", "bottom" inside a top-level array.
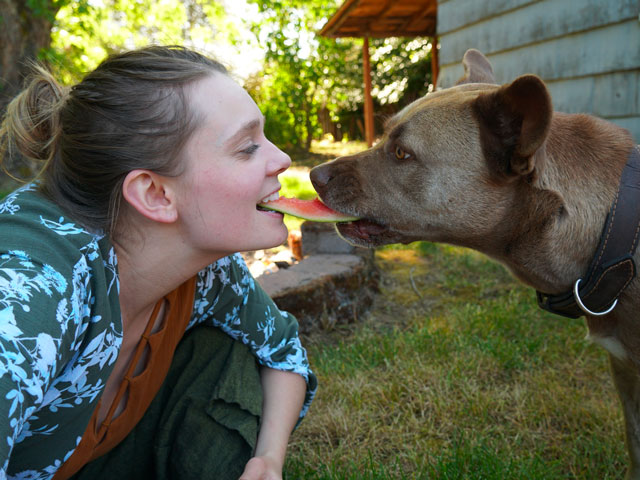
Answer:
[{"left": 258, "top": 197, "right": 360, "bottom": 223}]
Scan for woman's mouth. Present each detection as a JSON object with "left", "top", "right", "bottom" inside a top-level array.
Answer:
[
  {"left": 257, "top": 191, "right": 282, "bottom": 213},
  {"left": 260, "top": 192, "right": 280, "bottom": 203}
]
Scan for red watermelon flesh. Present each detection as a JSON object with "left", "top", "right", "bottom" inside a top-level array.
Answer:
[{"left": 258, "top": 197, "right": 360, "bottom": 223}]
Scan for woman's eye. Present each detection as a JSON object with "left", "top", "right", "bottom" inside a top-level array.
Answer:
[
  {"left": 241, "top": 143, "right": 260, "bottom": 155},
  {"left": 394, "top": 146, "right": 411, "bottom": 160}
]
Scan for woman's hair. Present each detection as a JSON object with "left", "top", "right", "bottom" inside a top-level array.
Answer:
[{"left": 0, "top": 45, "right": 227, "bottom": 235}]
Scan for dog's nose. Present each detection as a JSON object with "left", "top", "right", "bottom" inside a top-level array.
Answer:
[{"left": 310, "top": 164, "right": 333, "bottom": 191}]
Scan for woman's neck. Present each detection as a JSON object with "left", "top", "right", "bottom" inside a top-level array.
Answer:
[{"left": 112, "top": 223, "right": 222, "bottom": 322}]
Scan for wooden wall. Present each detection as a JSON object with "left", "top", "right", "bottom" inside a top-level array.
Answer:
[{"left": 437, "top": 0, "right": 640, "bottom": 142}]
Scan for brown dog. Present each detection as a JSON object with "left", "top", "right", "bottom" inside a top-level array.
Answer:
[{"left": 310, "top": 49, "right": 640, "bottom": 478}]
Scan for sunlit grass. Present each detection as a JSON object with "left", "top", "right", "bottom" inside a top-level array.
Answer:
[
  {"left": 308, "top": 138, "right": 368, "bottom": 158},
  {"left": 285, "top": 243, "right": 626, "bottom": 479},
  {"left": 287, "top": 138, "right": 368, "bottom": 169},
  {"left": 280, "top": 168, "right": 317, "bottom": 201}
]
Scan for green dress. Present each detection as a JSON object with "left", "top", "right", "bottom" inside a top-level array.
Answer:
[{"left": 0, "top": 184, "right": 317, "bottom": 479}]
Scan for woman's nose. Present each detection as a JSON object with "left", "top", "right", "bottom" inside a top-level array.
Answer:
[{"left": 269, "top": 144, "right": 291, "bottom": 176}]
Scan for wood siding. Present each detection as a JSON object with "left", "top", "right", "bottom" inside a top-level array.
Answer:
[{"left": 437, "top": 0, "right": 640, "bottom": 142}]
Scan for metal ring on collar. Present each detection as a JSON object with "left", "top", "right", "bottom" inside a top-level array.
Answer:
[{"left": 573, "top": 278, "right": 618, "bottom": 316}]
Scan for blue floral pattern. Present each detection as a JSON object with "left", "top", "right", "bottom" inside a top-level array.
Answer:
[{"left": 0, "top": 186, "right": 316, "bottom": 479}]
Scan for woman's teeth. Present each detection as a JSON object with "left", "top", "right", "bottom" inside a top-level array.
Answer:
[{"left": 260, "top": 192, "right": 280, "bottom": 203}]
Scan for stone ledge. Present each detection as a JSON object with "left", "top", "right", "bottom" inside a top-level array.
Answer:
[
  {"left": 257, "top": 253, "right": 379, "bottom": 334},
  {"left": 301, "top": 221, "right": 358, "bottom": 256}
]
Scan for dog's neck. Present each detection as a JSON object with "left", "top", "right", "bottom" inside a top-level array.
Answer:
[{"left": 485, "top": 113, "right": 636, "bottom": 295}]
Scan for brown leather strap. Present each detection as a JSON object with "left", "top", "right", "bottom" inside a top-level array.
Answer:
[
  {"left": 52, "top": 276, "right": 197, "bottom": 480},
  {"left": 537, "top": 145, "right": 640, "bottom": 318}
]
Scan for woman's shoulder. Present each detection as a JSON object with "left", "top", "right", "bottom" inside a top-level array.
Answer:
[
  {"left": 196, "top": 253, "right": 252, "bottom": 291},
  {"left": 0, "top": 183, "right": 120, "bottom": 339},
  {"left": 0, "top": 184, "right": 109, "bottom": 271},
  {"left": 1, "top": 183, "right": 101, "bottom": 234}
]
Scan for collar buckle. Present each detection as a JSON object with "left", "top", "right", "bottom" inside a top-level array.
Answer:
[{"left": 573, "top": 278, "right": 618, "bottom": 316}]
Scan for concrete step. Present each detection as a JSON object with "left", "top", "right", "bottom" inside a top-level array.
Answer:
[
  {"left": 257, "top": 253, "right": 379, "bottom": 334},
  {"left": 256, "top": 221, "right": 380, "bottom": 334}
]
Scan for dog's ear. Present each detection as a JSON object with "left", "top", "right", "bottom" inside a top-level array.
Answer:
[
  {"left": 472, "top": 74, "right": 552, "bottom": 180},
  {"left": 456, "top": 49, "right": 497, "bottom": 85}
]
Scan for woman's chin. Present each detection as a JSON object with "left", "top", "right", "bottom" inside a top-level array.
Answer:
[
  {"left": 270, "top": 225, "right": 289, "bottom": 248},
  {"left": 249, "top": 225, "right": 289, "bottom": 252}
]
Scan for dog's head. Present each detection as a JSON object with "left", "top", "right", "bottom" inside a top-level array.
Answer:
[{"left": 310, "top": 49, "right": 554, "bottom": 249}]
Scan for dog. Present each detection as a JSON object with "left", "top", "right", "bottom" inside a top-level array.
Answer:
[{"left": 310, "top": 49, "right": 640, "bottom": 478}]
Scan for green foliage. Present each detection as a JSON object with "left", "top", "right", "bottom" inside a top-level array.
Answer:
[
  {"left": 47, "top": 0, "right": 229, "bottom": 83},
  {"left": 41, "top": 0, "right": 435, "bottom": 150},
  {"left": 25, "top": 0, "right": 48, "bottom": 19},
  {"left": 280, "top": 173, "right": 316, "bottom": 201},
  {"left": 244, "top": 0, "right": 356, "bottom": 149},
  {"left": 370, "top": 37, "right": 433, "bottom": 106},
  {"left": 26, "top": 0, "right": 66, "bottom": 21},
  {"left": 244, "top": 0, "right": 434, "bottom": 150}
]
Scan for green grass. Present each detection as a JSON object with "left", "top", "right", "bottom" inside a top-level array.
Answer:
[
  {"left": 285, "top": 243, "right": 626, "bottom": 479},
  {"left": 280, "top": 170, "right": 317, "bottom": 201},
  {"left": 287, "top": 138, "right": 368, "bottom": 169}
]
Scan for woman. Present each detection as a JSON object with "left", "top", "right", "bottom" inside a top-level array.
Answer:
[{"left": 0, "top": 45, "right": 316, "bottom": 480}]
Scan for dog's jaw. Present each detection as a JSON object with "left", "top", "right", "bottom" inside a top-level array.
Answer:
[{"left": 335, "top": 219, "right": 420, "bottom": 247}]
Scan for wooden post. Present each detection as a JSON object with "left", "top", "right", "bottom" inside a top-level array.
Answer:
[
  {"left": 430, "top": 36, "right": 439, "bottom": 88},
  {"left": 363, "top": 36, "right": 375, "bottom": 147}
]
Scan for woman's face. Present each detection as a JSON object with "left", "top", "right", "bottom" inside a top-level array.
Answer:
[{"left": 173, "top": 73, "right": 291, "bottom": 259}]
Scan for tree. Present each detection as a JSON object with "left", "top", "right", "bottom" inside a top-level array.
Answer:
[
  {"left": 244, "top": 0, "right": 361, "bottom": 150},
  {"left": 49, "top": 0, "right": 230, "bottom": 83},
  {"left": 244, "top": 0, "right": 434, "bottom": 151},
  {"left": 0, "top": 0, "right": 68, "bottom": 111},
  {"left": 0, "top": 0, "right": 230, "bottom": 109},
  {"left": 0, "top": 0, "right": 229, "bottom": 187},
  {"left": 1, "top": 0, "right": 435, "bottom": 153}
]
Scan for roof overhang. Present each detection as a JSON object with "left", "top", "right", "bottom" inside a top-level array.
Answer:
[{"left": 319, "top": 0, "right": 437, "bottom": 38}]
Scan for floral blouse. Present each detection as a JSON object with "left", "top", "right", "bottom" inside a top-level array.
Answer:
[{"left": 0, "top": 185, "right": 316, "bottom": 479}]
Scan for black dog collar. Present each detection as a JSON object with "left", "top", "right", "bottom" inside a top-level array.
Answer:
[{"left": 537, "top": 145, "right": 640, "bottom": 319}]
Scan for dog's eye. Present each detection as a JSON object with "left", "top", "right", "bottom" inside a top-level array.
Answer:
[{"left": 394, "top": 146, "right": 411, "bottom": 160}]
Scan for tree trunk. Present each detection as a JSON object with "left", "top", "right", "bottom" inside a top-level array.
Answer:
[
  {"left": 303, "top": 86, "right": 316, "bottom": 152},
  {"left": 304, "top": 104, "right": 313, "bottom": 152},
  {"left": 0, "top": 1, "right": 58, "bottom": 188},
  {"left": 0, "top": 0, "right": 58, "bottom": 113}
]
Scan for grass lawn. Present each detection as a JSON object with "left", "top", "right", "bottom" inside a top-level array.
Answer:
[
  {"left": 285, "top": 244, "right": 626, "bottom": 479},
  {"left": 279, "top": 141, "right": 626, "bottom": 479},
  {"left": 287, "top": 138, "right": 369, "bottom": 169}
]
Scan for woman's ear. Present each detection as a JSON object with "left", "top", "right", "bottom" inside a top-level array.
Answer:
[{"left": 122, "top": 170, "right": 178, "bottom": 223}]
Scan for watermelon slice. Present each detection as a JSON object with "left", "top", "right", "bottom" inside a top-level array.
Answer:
[{"left": 258, "top": 197, "right": 360, "bottom": 223}]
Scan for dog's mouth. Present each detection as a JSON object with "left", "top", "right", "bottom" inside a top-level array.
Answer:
[
  {"left": 338, "top": 218, "right": 387, "bottom": 238},
  {"left": 318, "top": 197, "right": 404, "bottom": 247},
  {"left": 334, "top": 217, "right": 406, "bottom": 247}
]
